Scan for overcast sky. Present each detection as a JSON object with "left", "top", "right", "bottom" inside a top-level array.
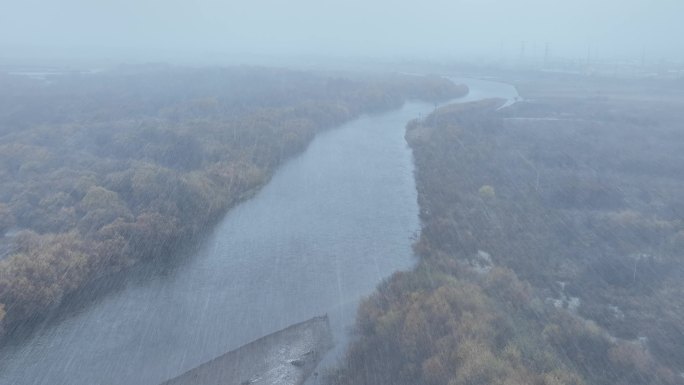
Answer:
[{"left": 1, "top": 0, "right": 682, "bottom": 64}]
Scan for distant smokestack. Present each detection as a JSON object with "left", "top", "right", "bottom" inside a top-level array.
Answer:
[
  {"left": 520, "top": 41, "right": 526, "bottom": 60},
  {"left": 544, "top": 42, "right": 550, "bottom": 67}
]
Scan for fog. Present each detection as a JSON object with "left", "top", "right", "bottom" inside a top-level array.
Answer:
[
  {"left": 1, "top": 0, "right": 683, "bottom": 65},
  {"left": 1, "top": 1, "right": 684, "bottom": 384}
]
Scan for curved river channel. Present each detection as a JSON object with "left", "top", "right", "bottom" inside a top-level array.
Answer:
[{"left": 0, "top": 78, "right": 518, "bottom": 385}]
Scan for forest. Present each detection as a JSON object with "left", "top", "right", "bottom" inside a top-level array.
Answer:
[
  {"left": 0, "top": 66, "right": 466, "bottom": 339},
  {"left": 328, "top": 77, "right": 684, "bottom": 385}
]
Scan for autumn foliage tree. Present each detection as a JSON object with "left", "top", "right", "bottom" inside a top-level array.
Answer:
[{"left": 0, "top": 67, "right": 466, "bottom": 337}]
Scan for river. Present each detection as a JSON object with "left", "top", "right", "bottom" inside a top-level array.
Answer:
[{"left": 0, "top": 77, "right": 518, "bottom": 385}]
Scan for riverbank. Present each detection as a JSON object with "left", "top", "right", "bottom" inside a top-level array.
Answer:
[
  {"left": 0, "top": 69, "right": 466, "bottom": 385},
  {"left": 0, "top": 66, "right": 466, "bottom": 342},
  {"left": 160, "top": 315, "right": 333, "bottom": 385},
  {"left": 328, "top": 75, "right": 684, "bottom": 385}
]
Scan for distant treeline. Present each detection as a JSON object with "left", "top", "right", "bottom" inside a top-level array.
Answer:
[
  {"left": 0, "top": 66, "right": 466, "bottom": 338},
  {"left": 329, "top": 90, "right": 684, "bottom": 385}
]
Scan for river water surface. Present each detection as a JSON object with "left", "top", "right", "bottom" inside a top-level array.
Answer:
[{"left": 0, "top": 77, "right": 517, "bottom": 385}]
